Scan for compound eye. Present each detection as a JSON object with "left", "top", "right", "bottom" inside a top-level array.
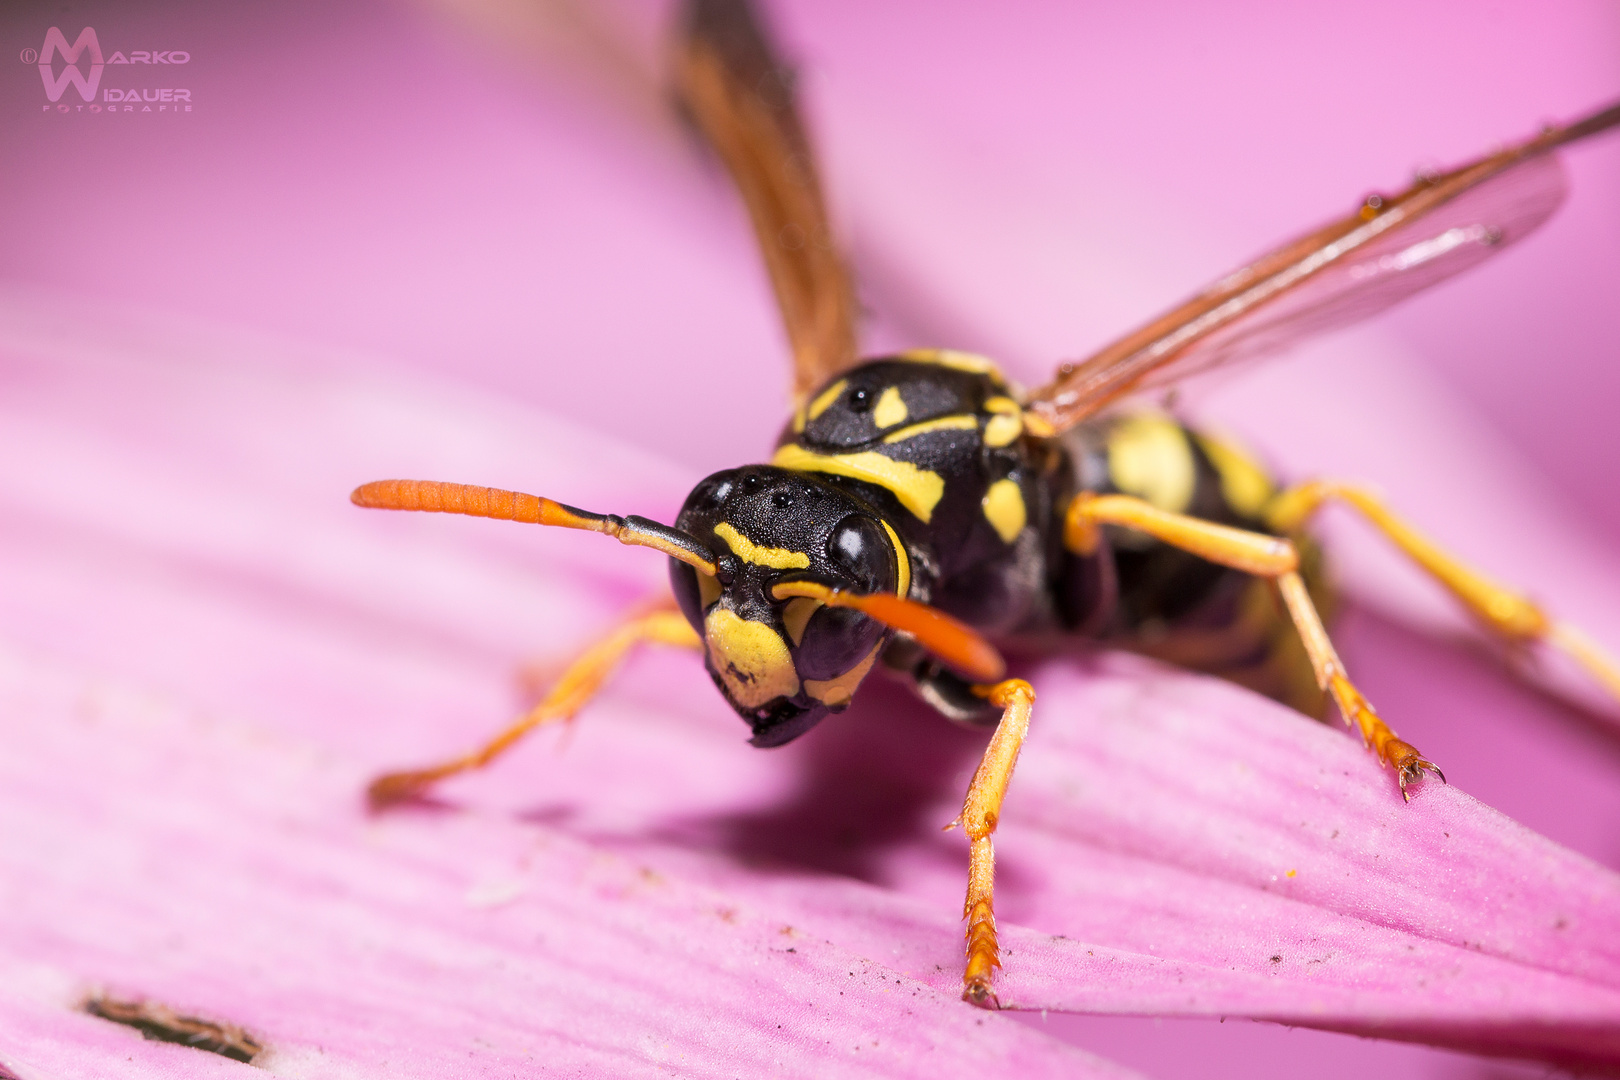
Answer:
[
  {"left": 826, "top": 515, "right": 894, "bottom": 594},
  {"left": 791, "top": 602, "right": 883, "bottom": 681}
]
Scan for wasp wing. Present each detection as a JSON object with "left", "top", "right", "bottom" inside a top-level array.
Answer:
[
  {"left": 1025, "top": 101, "right": 1620, "bottom": 433},
  {"left": 674, "top": 0, "right": 858, "bottom": 402}
]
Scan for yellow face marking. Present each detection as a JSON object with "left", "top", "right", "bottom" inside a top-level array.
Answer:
[
  {"left": 804, "top": 643, "right": 881, "bottom": 708},
  {"left": 792, "top": 402, "right": 807, "bottom": 434},
  {"left": 872, "top": 386, "right": 908, "bottom": 428},
  {"left": 782, "top": 596, "right": 819, "bottom": 646},
  {"left": 698, "top": 571, "right": 722, "bottom": 610},
  {"left": 1107, "top": 413, "right": 1196, "bottom": 514},
  {"left": 983, "top": 396, "right": 1020, "bottom": 414},
  {"left": 807, "top": 378, "right": 848, "bottom": 422},
  {"left": 705, "top": 608, "right": 800, "bottom": 708},
  {"left": 981, "top": 478, "right": 1027, "bottom": 543},
  {"left": 1194, "top": 431, "right": 1275, "bottom": 519},
  {"left": 772, "top": 444, "right": 946, "bottom": 523},
  {"left": 879, "top": 519, "right": 911, "bottom": 598},
  {"left": 983, "top": 412, "right": 1023, "bottom": 448},
  {"left": 713, "top": 521, "right": 811, "bottom": 570},
  {"left": 879, "top": 414, "right": 978, "bottom": 444}
]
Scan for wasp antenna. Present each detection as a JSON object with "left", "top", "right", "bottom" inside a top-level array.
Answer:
[
  {"left": 771, "top": 581, "right": 1005, "bottom": 683},
  {"left": 351, "top": 479, "right": 717, "bottom": 575}
]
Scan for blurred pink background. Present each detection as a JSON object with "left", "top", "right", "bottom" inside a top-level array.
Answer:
[{"left": 3, "top": 1, "right": 1618, "bottom": 1076}]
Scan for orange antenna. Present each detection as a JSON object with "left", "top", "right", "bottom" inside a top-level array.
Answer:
[
  {"left": 352, "top": 479, "right": 718, "bottom": 576},
  {"left": 771, "top": 580, "right": 1006, "bottom": 683}
]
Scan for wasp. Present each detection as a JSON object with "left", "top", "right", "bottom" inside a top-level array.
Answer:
[{"left": 352, "top": 0, "right": 1620, "bottom": 1008}]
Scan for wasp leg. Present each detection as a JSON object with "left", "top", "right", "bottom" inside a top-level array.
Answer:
[
  {"left": 1066, "top": 493, "right": 1442, "bottom": 799},
  {"left": 1268, "top": 480, "right": 1620, "bottom": 705},
  {"left": 951, "top": 678, "right": 1035, "bottom": 1008},
  {"left": 368, "top": 609, "right": 701, "bottom": 807},
  {"left": 1274, "top": 571, "right": 1443, "bottom": 799}
]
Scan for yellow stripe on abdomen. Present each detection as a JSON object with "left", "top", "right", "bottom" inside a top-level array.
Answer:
[{"left": 1107, "top": 414, "right": 1196, "bottom": 514}]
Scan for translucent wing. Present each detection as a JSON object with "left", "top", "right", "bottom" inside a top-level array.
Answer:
[
  {"left": 674, "top": 0, "right": 858, "bottom": 401},
  {"left": 1026, "top": 101, "right": 1620, "bottom": 432}
]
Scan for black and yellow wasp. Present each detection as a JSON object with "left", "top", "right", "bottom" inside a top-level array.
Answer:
[{"left": 353, "top": 0, "right": 1620, "bottom": 1007}]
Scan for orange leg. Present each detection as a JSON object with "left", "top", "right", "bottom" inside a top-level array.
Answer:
[
  {"left": 1274, "top": 571, "right": 1441, "bottom": 798},
  {"left": 952, "top": 678, "right": 1035, "bottom": 1008},
  {"left": 1268, "top": 480, "right": 1620, "bottom": 704},
  {"left": 1066, "top": 492, "right": 1442, "bottom": 797},
  {"left": 368, "top": 609, "right": 701, "bottom": 807}
]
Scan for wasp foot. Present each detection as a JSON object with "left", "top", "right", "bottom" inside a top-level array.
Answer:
[
  {"left": 366, "top": 768, "right": 441, "bottom": 809},
  {"left": 962, "top": 894, "right": 1002, "bottom": 1009},
  {"left": 1326, "top": 675, "right": 1444, "bottom": 801},
  {"left": 962, "top": 974, "right": 1001, "bottom": 1010},
  {"left": 1387, "top": 739, "right": 1447, "bottom": 802}
]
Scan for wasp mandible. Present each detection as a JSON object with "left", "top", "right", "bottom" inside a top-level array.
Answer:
[{"left": 353, "top": 0, "right": 1620, "bottom": 1008}]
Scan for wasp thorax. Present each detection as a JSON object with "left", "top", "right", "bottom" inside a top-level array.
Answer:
[{"left": 670, "top": 465, "right": 902, "bottom": 747}]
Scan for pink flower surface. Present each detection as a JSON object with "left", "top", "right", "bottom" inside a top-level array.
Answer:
[{"left": 2, "top": 2, "right": 1619, "bottom": 1077}]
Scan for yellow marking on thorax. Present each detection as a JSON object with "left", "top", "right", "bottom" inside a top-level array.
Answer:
[
  {"left": 1107, "top": 413, "right": 1196, "bottom": 513},
  {"left": 879, "top": 519, "right": 911, "bottom": 597},
  {"left": 713, "top": 521, "right": 811, "bottom": 570},
  {"left": 872, "top": 386, "right": 908, "bottom": 428},
  {"left": 804, "top": 643, "right": 881, "bottom": 708},
  {"left": 980, "top": 395, "right": 1024, "bottom": 447},
  {"left": 705, "top": 608, "right": 800, "bottom": 707},
  {"left": 981, "top": 478, "right": 1027, "bottom": 543},
  {"left": 1194, "top": 431, "right": 1275, "bottom": 519},
  {"left": 880, "top": 414, "right": 978, "bottom": 444},
  {"left": 772, "top": 444, "right": 946, "bottom": 523},
  {"left": 898, "top": 348, "right": 1004, "bottom": 380},
  {"left": 807, "top": 379, "right": 848, "bottom": 422},
  {"left": 983, "top": 413, "right": 1022, "bottom": 447}
]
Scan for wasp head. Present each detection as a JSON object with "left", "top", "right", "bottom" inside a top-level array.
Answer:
[{"left": 670, "top": 465, "right": 903, "bottom": 746}]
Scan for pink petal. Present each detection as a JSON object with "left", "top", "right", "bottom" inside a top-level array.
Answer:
[
  {"left": 0, "top": 653, "right": 1134, "bottom": 1080},
  {"left": 5, "top": 5, "right": 1620, "bottom": 1075},
  {"left": 5, "top": 315, "right": 1618, "bottom": 1071},
  {"left": 509, "top": 656, "right": 1620, "bottom": 1067},
  {"left": 982, "top": 659, "right": 1620, "bottom": 1061},
  {"left": 0, "top": 306, "right": 1145, "bottom": 1077}
]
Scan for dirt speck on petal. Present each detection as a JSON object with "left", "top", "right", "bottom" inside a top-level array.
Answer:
[{"left": 83, "top": 995, "right": 263, "bottom": 1064}]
